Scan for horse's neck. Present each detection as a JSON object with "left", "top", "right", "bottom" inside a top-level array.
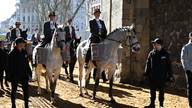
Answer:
[
  {"left": 50, "top": 37, "right": 60, "bottom": 57},
  {"left": 103, "top": 31, "right": 124, "bottom": 54}
]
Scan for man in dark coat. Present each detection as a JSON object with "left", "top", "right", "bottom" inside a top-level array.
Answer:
[
  {"left": 31, "top": 28, "right": 41, "bottom": 46},
  {"left": 39, "top": 11, "right": 57, "bottom": 47},
  {"left": 9, "top": 37, "right": 32, "bottom": 108},
  {"left": 6, "top": 26, "right": 13, "bottom": 42},
  {"left": 144, "top": 38, "right": 173, "bottom": 108},
  {"left": 64, "top": 18, "right": 76, "bottom": 43},
  {"left": 0, "top": 39, "right": 10, "bottom": 89},
  {"left": 10, "top": 22, "right": 22, "bottom": 42}
]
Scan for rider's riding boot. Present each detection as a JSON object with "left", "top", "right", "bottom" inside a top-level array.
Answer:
[
  {"left": 32, "top": 56, "right": 37, "bottom": 67},
  {"left": 84, "top": 48, "right": 91, "bottom": 69}
]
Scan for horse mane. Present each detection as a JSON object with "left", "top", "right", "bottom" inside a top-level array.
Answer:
[{"left": 107, "top": 27, "right": 130, "bottom": 37}]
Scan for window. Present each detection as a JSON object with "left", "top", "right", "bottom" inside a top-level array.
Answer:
[
  {"left": 81, "top": 23, "right": 84, "bottom": 29},
  {"left": 28, "top": 25, "right": 30, "bottom": 32},
  {"left": 23, "top": 8, "right": 25, "bottom": 13},
  {"left": 17, "top": 17, "right": 20, "bottom": 21},
  {"left": 32, "top": 25, "right": 34, "bottom": 31},
  {"left": 32, "top": 8, "right": 35, "bottom": 13},
  {"left": 28, "top": 16, "right": 30, "bottom": 22},
  {"left": 32, "top": 16, "right": 34, "bottom": 22},
  {"left": 81, "top": 12, "right": 84, "bottom": 18},
  {"left": 23, "top": 25, "right": 25, "bottom": 29},
  {"left": 28, "top": 8, "right": 30, "bottom": 13},
  {"left": 17, "top": 12, "right": 20, "bottom": 15},
  {"left": 23, "top": 16, "right": 25, "bottom": 22}
]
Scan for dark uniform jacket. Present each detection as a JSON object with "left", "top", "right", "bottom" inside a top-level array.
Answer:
[
  {"left": 145, "top": 48, "right": 173, "bottom": 82},
  {"left": 6, "top": 32, "right": 11, "bottom": 42},
  {"left": 8, "top": 47, "right": 32, "bottom": 82},
  {"left": 10, "top": 28, "right": 22, "bottom": 41},
  {"left": 40, "top": 21, "right": 57, "bottom": 47},
  {"left": 89, "top": 19, "right": 107, "bottom": 39},
  {"left": 31, "top": 33, "right": 41, "bottom": 45},
  {"left": 0, "top": 48, "right": 9, "bottom": 70},
  {"left": 64, "top": 25, "right": 76, "bottom": 43}
]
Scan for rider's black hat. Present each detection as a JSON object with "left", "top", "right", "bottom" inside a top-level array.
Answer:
[
  {"left": 94, "top": 8, "right": 101, "bottom": 14},
  {"left": 151, "top": 38, "right": 163, "bottom": 45},
  {"left": 48, "top": 11, "right": 56, "bottom": 17}
]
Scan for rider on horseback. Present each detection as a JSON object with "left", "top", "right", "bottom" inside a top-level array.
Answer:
[
  {"left": 6, "top": 26, "right": 13, "bottom": 43},
  {"left": 10, "top": 22, "right": 22, "bottom": 42},
  {"left": 64, "top": 18, "right": 76, "bottom": 43},
  {"left": 84, "top": 8, "right": 107, "bottom": 69},
  {"left": 32, "top": 11, "right": 57, "bottom": 67},
  {"left": 39, "top": 11, "right": 57, "bottom": 47}
]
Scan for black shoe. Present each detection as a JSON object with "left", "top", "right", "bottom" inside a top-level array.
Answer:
[
  {"left": 144, "top": 104, "right": 155, "bottom": 108},
  {"left": 84, "top": 63, "right": 89, "bottom": 69}
]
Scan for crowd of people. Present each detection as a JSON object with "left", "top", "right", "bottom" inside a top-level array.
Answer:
[{"left": 0, "top": 8, "right": 192, "bottom": 108}]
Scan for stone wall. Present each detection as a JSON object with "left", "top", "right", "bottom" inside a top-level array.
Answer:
[
  {"left": 149, "top": 0, "right": 192, "bottom": 88},
  {"left": 102, "top": 0, "right": 189, "bottom": 89}
]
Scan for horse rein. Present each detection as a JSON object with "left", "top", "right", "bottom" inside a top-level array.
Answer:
[{"left": 105, "top": 32, "right": 139, "bottom": 49}]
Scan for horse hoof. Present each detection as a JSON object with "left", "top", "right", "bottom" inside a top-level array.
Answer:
[
  {"left": 110, "top": 99, "right": 116, "bottom": 103},
  {"left": 91, "top": 96, "right": 95, "bottom": 100},
  {"left": 70, "top": 80, "right": 74, "bottom": 83},
  {"left": 37, "top": 92, "right": 41, "bottom": 96},
  {"left": 79, "top": 93, "right": 83, "bottom": 97},
  {"left": 84, "top": 92, "right": 88, "bottom": 95}
]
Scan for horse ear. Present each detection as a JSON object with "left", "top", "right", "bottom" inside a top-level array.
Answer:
[
  {"left": 130, "top": 23, "right": 135, "bottom": 30},
  {"left": 26, "top": 28, "right": 28, "bottom": 32}
]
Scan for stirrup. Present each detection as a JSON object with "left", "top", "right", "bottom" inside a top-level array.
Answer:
[{"left": 84, "top": 63, "right": 89, "bottom": 69}]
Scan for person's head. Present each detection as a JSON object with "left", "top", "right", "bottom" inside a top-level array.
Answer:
[
  {"left": 15, "top": 21, "right": 21, "bottom": 28},
  {"left": 94, "top": 8, "right": 101, "bottom": 19},
  {"left": 48, "top": 11, "right": 56, "bottom": 21},
  {"left": 9, "top": 26, "right": 13, "bottom": 31},
  {"left": 15, "top": 37, "right": 26, "bottom": 49},
  {"left": 189, "top": 32, "right": 192, "bottom": 41},
  {"left": 0, "top": 39, "right": 5, "bottom": 48},
  {"left": 67, "top": 18, "right": 72, "bottom": 25},
  {"left": 34, "top": 28, "right": 38, "bottom": 33},
  {"left": 151, "top": 38, "right": 163, "bottom": 50}
]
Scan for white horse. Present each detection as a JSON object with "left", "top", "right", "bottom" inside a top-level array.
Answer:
[
  {"left": 77, "top": 24, "right": 140, "bottom": 102},
  {"left": 32, "top": 25, "right": 66, "bottom": 103}
]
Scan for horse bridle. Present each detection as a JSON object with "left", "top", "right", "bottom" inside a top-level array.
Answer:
[
  {"left": 54, "top": 32, "right": 65, "bottom": 47},
  {"left": 105, "top": 29, "right": 139, "bottom": 49}
]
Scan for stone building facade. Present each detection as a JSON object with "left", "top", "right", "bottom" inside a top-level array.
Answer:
[{"left": 102, "top": 0, "right": 191, "bottom": 89}]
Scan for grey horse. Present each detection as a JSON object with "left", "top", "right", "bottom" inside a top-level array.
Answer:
[
  {"left": 32, "top": 25, "right": 66, "bottom": 103},
  {"left": 76, "top": 24, "right": 140, "bottom": 102}
]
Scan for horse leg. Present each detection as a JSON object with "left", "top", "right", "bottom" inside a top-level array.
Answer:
[
  {"left": 47, "top": 69, "right": 55, "bottom": 103},
  {"left": 45, "top": 71, "right": 49, "bottom": 94},
  {"left": 36, "top": 67, "right": 41, "bottom": 95},
  {"left": 91, "top": 68, "right": 102, "bottom": 100},
  {"left": 108, "top": 69, "right": 116, "bottom": 103},
  {"left": 69, "top": 58, "right": 76, "bottom": 83},
  {"left": 64, "top": 62, "right": 69, "bottom": 79},
  {"left": 84, "top": 67, "right": 93, "bottom": 95},
  {"left": 78, "top": 62, "right": 84, "bottom": 96}
]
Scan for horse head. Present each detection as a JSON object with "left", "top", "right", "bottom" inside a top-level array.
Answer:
[
  {"left": 123, "top": 24, "right": 140, "bottom": 52},
  {"left": 21, "top": 28, "right": 28, "bottom": 40},
  {"left": 53, "top": 24, "right": 66, "bottom": 51},
  {"left": 74, "top": 36, "right": 81, "bottom": 49}
]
